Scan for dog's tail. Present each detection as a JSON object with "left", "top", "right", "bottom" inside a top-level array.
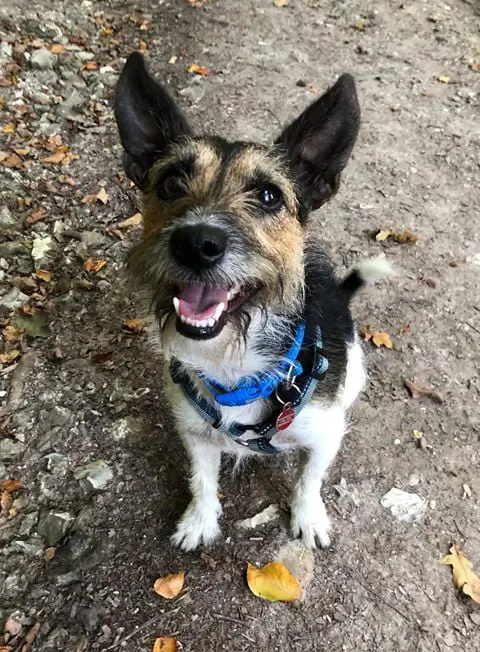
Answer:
[{"left": 340, "top": 258, "right": 393, "bottom": 299}]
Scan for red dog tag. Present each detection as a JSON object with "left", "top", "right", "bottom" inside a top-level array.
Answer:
[{"left": 276, "top": 402, "right": 295, "bottom": 431}]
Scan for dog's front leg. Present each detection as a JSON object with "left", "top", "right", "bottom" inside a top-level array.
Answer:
[
  {"left": 171, "top": 433, "right": 222, "bottom": 551},
  {"left": 290, "top": 407, "right": 346, "bottom": 548}
]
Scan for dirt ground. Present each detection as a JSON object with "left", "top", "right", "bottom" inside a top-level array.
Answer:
[{"left": 1, "top": 0, "right": 479, "bottom": 650}]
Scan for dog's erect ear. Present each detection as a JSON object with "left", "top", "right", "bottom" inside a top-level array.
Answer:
[
  {"left": 276, "top": 74, "right": 360, "bottom": 210},
  {"left": 114, "top": 52, "right": 192, "bottom": 189}
]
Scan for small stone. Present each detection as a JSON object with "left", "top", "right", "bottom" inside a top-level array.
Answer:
[
  {"left": 380, "top": 487, "right": 427, "bottom": 523},
  {"left": 17, "top": 512, "right": 38, "bottom": 539},
  {"left": 44, "top": 452, "right": 69, "bottom": 474},
  {"left": 0, "top": 206, "right": 18, "bottom": 227},
  {"left": 408, "top": 474, "right": 421, "bottom": 486},
  {"left": 31, "top": 234, "right": 53, "bottom": 266},
  {"left": 73, "top": 460, "right": 113, "bottom": 492},
  {"left": 81, "top": 230, "right": 106, "bottom": 248},
  {"left": 0, "top": 439, "right": 25, "bottom": 461},
  {"left": 235, "top": 504, "right": 280, "bottom": 529},
  {"left": 42, "top": 405, "right": 72, "bottom": 429},
  {"left": 0, "top": 241, "right": 26, "bottom": 258},
  {"left": 5, "top": 610, "right": 25, "bottom": 636},
  {"left": 109, "top": 416, "right": 144, "bottom": 442},
  {"left": 37, "top": 510, "right": 75, "bottom": 546},
  {"left": 0, "top": 287, "right": 29, "bottom": 310},
  {"left": 276, "top": 540, "right": 315, "bottom": 599},
  {"left": 58, "top": 89, "right": 87, "bottom": 120},
  {"left": 8, "top": 537, "right": 44, "bottom": 556},
  {"left": 30, "top": 48, "right": 56, "bottom": 70}
]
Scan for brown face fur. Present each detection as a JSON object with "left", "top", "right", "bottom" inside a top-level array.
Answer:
[{"left": 128, "top": 136, "right": 306, "bottom": 331}]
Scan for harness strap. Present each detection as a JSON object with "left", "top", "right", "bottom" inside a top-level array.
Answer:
[{"left": 169, "top": 326, "right": 328, "bottom": 455}]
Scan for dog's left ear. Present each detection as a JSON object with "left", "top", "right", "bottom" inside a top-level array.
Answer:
[
  {"left": 115, "top": 52, "right": 192, "bottom": 189},
  {"left": 276, "top": 74, "right": 360, "bottom": 210}
]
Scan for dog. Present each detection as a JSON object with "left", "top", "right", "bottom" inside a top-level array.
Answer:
[{"left": 114, "top": 52, "right": 391, "bottom": 551}]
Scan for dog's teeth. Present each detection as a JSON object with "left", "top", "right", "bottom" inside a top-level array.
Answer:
[
  {"left": 180, "top": 314, "right": 186, "bottom": 323},
  {"left": 227, "top": 291, "right": 231, "bottom": 301},
  {"left": 173, "top": 297, "right": 180, "bottom": 315},
  {"left": 207, "top": 317, "right": 216, "bottom": 327},
  {"left": 214, "top": 302, "right": 225, "bottom": 320}
]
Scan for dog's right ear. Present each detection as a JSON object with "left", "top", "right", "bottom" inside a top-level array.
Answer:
[{"left": 114, "top": 52, "right": 192, "bottom": 189}]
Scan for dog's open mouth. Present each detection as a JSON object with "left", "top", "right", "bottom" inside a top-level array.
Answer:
[{"left": 172, "top": 283, "right": 253, "bottom": 339}]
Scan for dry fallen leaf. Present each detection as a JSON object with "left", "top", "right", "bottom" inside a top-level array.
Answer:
[
  {"left": 1, "top": 491, "right": 12, "bottom": 517},
  {"left": 0, "top": 350, "right": 21, "bottom": 364},
  {"left": 123, "top": 318, "right": 146, "bottom": 333},
  {"left": 83, "top": 258, "right": 107, "bottom": 273},
  {"left": 152, "top": 638, "right": 176, "bottom": 652},
  {"left": 273, "top": 0, "right": 288, "bottom": 6},
  {"left": 469, "top": 63, "right": 480, "bottom": 72},
  {"left": 153, "top": 571, "right": 185, "bottom": 599},
  {"left": 3, "top": 326, "right": 24, "bottom": 342},
  {"left": 360, "top": 326, "right": 393, "bottom": 349},
  {"left": 438, "top": 74, "right": 450, "bottom": 83},
  {"left": 44, "top": 546, "right": 56, "bottom": 561},
  {"left": 404, "top": 378, "right": 443, "bottom": 404},
  {"left": 0, "top": 151, "right": 24, "bottom": 169},
  {"left": 84, "top": 61, "right": 98, "bottom": 71},
  {"left": 35, "top": 269, "right": 53, "bottom": 282},
  {"left": 82, "top": 187, "right": 109, "bottom": 205},
  {"left": 188, "top": 63, "right": 209, "bottom": 76},
  {"left": 352, "top": 19, "right": 369, "bottom": 30},
  {"left": 246, "top": 561, "right": 301, "bottom": 602},
  {"left": 397, "top": 324, "right": 411, "bottom": 335},
  {"left": 26, "top": 208, "right": 48, "bottom": 225},
  {"left": 96, "top": 186, "right": 109, "bottom": 204},
  {"left": 0, "top": 479, "right": 22, "bottom": 493},
  {"left": 50, "top": 43, "right": 65, "bottom": 54},
  {"left": 442, "top": 544, "right": 480, "bottom": 604},
  {"left": 375, "top": 228, "right": 418, "bottom": 244},
  {"left": 118, "top": 212, "right": 143, "bottom": 229},
  {"left": 169, "top": 55, "right": 178, "bottom": 64}
]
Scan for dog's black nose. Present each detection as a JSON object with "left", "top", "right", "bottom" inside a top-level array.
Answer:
[{"left": 170, "top": 224, "right": 227, "bottom": 269}]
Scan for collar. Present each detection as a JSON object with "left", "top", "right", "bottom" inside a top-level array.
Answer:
[
  {"left": 169, "top": 319, "right": 329, "bottom": 455},
  {"left": 199, "top": 321, "right": 306, "bottom": 407}
]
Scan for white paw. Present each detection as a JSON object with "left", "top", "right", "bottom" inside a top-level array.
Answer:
[
  {"left": 291, "top": 495, "right": 332, "bottom": 549},
  {"left": 171, "top": 499, "right": 222, "bottom": 551}
]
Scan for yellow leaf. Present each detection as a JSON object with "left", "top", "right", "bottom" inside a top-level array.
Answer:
[
  {"left": 50, "top": 43, "right": 65, "bottom": 54},
  {"left": 246, "top": 561, "right": 300, "bottom": 602},
  {"left": 153, "top": 571, "right": 185, "bottom": 599},
  {"left": 3, "top": 123, "right": 15, "bottom": 134},
  {"left": 438, "top": 75, "right": 450, "bottom": 84},
  {"left": 412, "top": 429, "right": 424, "bottom": 440},
  {"left": 360, "top": 326, "right": 393, "bottom": 349},
  {"left": 152, "top": 638, "right": 176, "bottom": 652},
  {"left": 118, "top": 212, "right": 143, "bottom": 229},
  {"left": 188, "top": 63, "right": 209, "bottom": 76},
  {"left": 169, "top": 56, "right": 178, "bottom": 64},
  {"left": 0, "top": 349, "right": 21, "bottom": 364},
  {"left": 352, "top": 20, "right": 369, "bottom": 30},
  {"left": 123, "top": 318, "right": 145, "bottom": 333},
  {"left": 375, "top": 229, "right": 393, "bottom": 242},
  {"left": 273, "top": 0, "right": 288, "bottom": 6},
  {"left": 442, "top": 544, "right": 480, "bottom": 604},
  {"left": 372, "top": 331, "right": 393, "bottom": 349},
  {"left": 83, "top": 258, "right": 107, "bottom": 273}
]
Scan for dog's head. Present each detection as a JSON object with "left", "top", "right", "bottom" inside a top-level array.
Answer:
[{"left": 115, "top": 53, "right": 359, "bottom": 350}]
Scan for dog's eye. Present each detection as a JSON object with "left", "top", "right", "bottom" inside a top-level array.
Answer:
[
  {"left": 257, "top": 184, "right": 284, "bottom": 212},
  {"left": 157, "top": 174, "right": 186, "bottom": 202}
]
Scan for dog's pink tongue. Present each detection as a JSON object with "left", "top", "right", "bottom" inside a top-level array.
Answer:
[{"left": 177, "top": 284, "right": 229, "bottom": 320}]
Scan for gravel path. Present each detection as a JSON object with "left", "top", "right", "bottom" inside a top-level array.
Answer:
[{"left": 1, "top": 1, "right": 479, "bottom": 650}]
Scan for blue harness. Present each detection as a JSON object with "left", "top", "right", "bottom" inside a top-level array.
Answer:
[{"left": 169, "top": 320, "right": 329, "bottom": 455}]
